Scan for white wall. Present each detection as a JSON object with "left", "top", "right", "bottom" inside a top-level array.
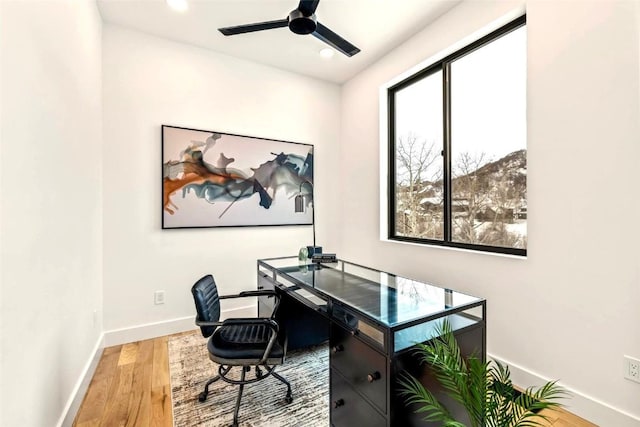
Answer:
[
  {"left": 102, "top": 26, "right": 341, "bottom": 340},
  {"left": 340, "top": 0, "right": 640, "bottom": 424},
  {"left": 0, "top": 1, "right": 103, "bottom": 426}
]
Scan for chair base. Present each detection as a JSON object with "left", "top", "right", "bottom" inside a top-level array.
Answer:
[
  {"left": 271, "top": 370, "right": 293, "bottom": 404},
  {"left": 198, "top": 364, "right": 293, "bottom": 426}
]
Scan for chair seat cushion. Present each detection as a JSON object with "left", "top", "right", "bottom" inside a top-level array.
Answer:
[{"left": 208, "top": 323, "right": 284, "bottom": 361}]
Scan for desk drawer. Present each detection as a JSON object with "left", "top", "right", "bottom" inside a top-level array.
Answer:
[
  {"left": 330, "top": 324, "right": 387, "bottom": 413},
  {"left": 332, "top": 304, "right": 385, "bottom": 349},
  {"left": 331, "top": 371, "right": 386, "bottom": 427}
]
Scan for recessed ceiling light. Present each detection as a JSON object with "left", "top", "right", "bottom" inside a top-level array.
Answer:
[
  {"left": 319, "top": 48, "right": 335, "bottom": 59},
  {"left": 166, "top": 0, "right": 188, "bottom": 12}
]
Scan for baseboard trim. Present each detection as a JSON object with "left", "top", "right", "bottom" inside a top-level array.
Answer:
[
  {"left": 103, "top": 305, "right": 256, "bottom": 347},
  {"left": 57, "top": 333, "right": 105, "bottom": 427},
  {"left": 490, "top": 352, "right": 640, "bottom": 426}
]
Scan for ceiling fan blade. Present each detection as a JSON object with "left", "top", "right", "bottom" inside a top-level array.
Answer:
[
  {"left": 298, "top": 0, "right": 320, "bottom": 16},
  {"left": 312, "top": 22, "right": 360, "bottom": 57},
  {"left": 219, "top": 19, "right": 289, "bottom": 36}
]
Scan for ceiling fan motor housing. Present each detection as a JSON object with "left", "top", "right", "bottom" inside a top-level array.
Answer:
[
  {"left": 217, "top": 1, "right": 360, "bottom": 57},
  {"left": 288, "top": 9, "right": 317, "bottom": 35}
]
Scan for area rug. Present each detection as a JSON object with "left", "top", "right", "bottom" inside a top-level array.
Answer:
[{"left": 169, "top": 332, "right": 329, "bottom": 426}]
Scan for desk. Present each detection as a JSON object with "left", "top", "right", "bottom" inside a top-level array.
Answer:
[{"left": 257, "top": 257, "right": 486, "bottom": 427}]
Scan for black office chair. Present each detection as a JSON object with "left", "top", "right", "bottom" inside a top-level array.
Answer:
[{"left": 191, "top": 274, "right": 292, "bottom": 426}]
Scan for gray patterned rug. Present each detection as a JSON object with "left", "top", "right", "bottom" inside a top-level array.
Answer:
[{"left": 169, "top": 332, "right": 329, "bottom": 426}]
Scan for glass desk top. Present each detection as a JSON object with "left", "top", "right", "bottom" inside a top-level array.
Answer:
[{"left": 258, "top": 256, "right": 483, "bottom": 330}]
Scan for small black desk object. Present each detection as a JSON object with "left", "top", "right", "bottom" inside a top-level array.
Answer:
[
  {"left": 311, "top": 253, "right": 337, "bottom": 263},
  {"left": 257, "top": 256, "right": 486, "bottom": 427}
]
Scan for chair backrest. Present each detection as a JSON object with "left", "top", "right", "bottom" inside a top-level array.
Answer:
[{"left": 191, "top": 274, "right": 221, "bottom": 338}]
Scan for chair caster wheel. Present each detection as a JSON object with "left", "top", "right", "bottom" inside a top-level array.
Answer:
[
  {"left": 255, "top": 367, "right": 263, "bottom": 378},
  {"left": 198, "top": 392, "right": 207, "bottom": 402},
  {"left": 285, "top": 395, "right": 293, "bottom": 404}
]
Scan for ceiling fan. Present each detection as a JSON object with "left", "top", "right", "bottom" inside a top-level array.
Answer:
[{"left": 218, "top": 0, "right": 360, "bottom": 57}]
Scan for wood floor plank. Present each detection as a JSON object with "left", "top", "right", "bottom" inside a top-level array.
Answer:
[
  {"left": 103, "top": 345, "right": 123, "bottom": 356},
  {"left": 74, "top": 376, "right": 112, "bottom": 425},
  {"left": 152, "top": 337, "right": 170, "bottom": 389},
  {"left": 151, "top": 336, "right": 173, "bottom": 427},
  {"left": 539, "top": 407, "right": 599, "bottom": 427},
  {"left": 118, "top": 342, "right": 139, "bottom": 366},
  {"left": 124, "top": 339, "right": 155, "bottom": 427},
  {"left": 101, "top": 362, "right": 135, "bottom": 427},
  {"left": 151, "top": 385, "right": 173, "bottom": 427},
  {"left": 538, "top": 409, "right": 561, "bottom": 425},
  {"left": 554, "top": 418, "right": 590, "bottom": 427},
  {"left": 73, "top": 348, "right": 121, "bottom": 426},
  {"left": 554, "top": 408, "right": 599, "bottom": 427}
]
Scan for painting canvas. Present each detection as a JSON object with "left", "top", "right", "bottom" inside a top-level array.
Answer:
[{"left": 162, "top": 125, "right": 314, "bottom": 228}]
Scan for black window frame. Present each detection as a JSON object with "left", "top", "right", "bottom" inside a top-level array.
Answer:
[{"left": 388, "top": 15, "right": 527, "bottom": 257}]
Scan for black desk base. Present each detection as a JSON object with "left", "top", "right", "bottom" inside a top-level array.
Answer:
[{"left": 257, "top": 261, "right": 485, "bottom": 427}]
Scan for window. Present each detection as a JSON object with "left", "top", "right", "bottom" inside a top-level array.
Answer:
[{"left": 388, "top": 16, "right": 527, "bottom": 256}]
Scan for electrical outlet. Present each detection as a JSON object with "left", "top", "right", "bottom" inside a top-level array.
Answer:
[
  {"left": 154, "top": 290, "right": 165, "bottom": 305},
  {"left": 624, "top": 355, "right": 640, "bottom": 383}
]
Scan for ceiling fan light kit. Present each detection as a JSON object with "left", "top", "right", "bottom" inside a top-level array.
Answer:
[
  {"left": 319, "top": 48, "right": 335, "bottom": 59},
  {"left": 218, "top": 0, "right": 360, "bottom": 57},
  {"left": 166, "top": 0, "right": 188, "bottom": 13}
]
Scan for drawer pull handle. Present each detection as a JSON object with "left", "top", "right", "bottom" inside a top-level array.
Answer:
[
  {"left": 257, "top": 286, "right": 264, "bottom": 290},
  {"left": 333, "top": 399, "right": 344, "bottom": 408},
  {"left": 331, "top": 345, "right": 344, "bottom": 353},
  {"left": 367, "top": 371, "right": 381, "bottom": 383}
]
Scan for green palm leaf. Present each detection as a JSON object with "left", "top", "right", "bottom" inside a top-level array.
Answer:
[
  {"left": 397, "top": 372, "right": 465, "bottom": 426},
  {"left": 398, "top": 319, "right": 567, "bottom": 427}
]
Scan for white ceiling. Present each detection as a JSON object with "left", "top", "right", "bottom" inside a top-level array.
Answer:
[{"left": 97, "top": 0, "right": 461, "bottom": 84}]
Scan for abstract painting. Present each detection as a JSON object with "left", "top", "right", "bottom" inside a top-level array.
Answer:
[{"left": 162, "top": 125, "right": 314, "bottom": 228}]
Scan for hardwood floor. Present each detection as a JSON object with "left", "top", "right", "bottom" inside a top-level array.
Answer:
[
  {"left": 538, "top": 408, "right": 598, "bottom": 427},
  {"left": 73, "top": 336, "right": 173, "bottom": 427},
  {"left": 73, "top": 334, "right": 598, "bottom": 427}
]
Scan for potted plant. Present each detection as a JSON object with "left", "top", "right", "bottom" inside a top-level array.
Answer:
[{"left": 398, "top": 320, "right": 566, "bottom": 427}]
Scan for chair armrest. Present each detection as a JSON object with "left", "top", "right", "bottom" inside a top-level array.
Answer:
[
  {"left": 195, "top": 317, "right": 225, "bottom": 328},
  {"left": 220, "top": 291, "right": 281, "bottom": 320},
  {"left": 239, "top": 290, "right": 278, "bottom": 298},
  {"left": 219, "top": 290, "right": 278, "bottom": 299}
]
